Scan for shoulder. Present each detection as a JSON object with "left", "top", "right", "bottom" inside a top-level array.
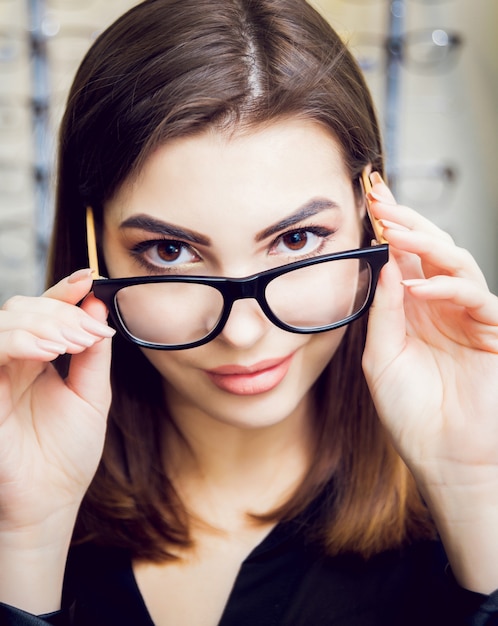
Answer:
[
  {"left": 65, "top": 543, "right": 130, "bottom": 582},
  {"left": 290, "top": 539, "right": 489, "bottom": 626},
  {"left": 61, "top": 543, "right": 154, "bottom": 625},
  {"left": 62, "top": 543, "right": 146, "bottom": 617}
]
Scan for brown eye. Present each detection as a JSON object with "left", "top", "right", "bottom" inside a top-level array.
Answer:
[
  {"left": 270, "top": 227, "right": 334, "bottom": 258},
  {"left": 156, "top": 241, "right": 183, "bottom": 262},
  {"left": 135, "top": 239, "right": 200, "bottom": 269},
  {"left": 281, "top": 231, "right": 309, "bottom": 251}
]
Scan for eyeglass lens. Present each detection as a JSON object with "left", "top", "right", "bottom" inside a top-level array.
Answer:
[{"left": 112, "top": 257, "right": 372, "bottom": 347}]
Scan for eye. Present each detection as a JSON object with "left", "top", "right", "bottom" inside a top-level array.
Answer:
[
  {"left": 279, "top": 231, "right": 315, "bottom": 252},
  {"left": 270, "top": 227, "right": 334, "bottom": 257},
  {"left": 132, "top": 239, "right": 200, "bottom": 270}
]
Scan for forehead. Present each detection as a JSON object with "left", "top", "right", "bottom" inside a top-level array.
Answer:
[{"left": 105, "top": 118, "right": 354, "bottom": 230}]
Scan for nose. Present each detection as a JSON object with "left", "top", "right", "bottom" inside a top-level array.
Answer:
[{"left": 217, "top": 297, "right": 270, "bottom": 349}]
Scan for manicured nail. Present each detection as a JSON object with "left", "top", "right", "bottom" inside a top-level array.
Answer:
[
  {"left": 36, "top": 339, "right": 67, "bottom": 354},
  {"left": 379, "top": 219, "right": 410, "bottom": 232},
  {"left": 80, "top": 318, "right": 116, "bottom": 337},
  {"left": 370, "top": 172, "right": 385, "bottom": 185},
  {"left": 68, "top": 268, "right": 94, "bottom": 284},
  {"left": 401, "top": 279, "right": 427, "bottom": 288},
  {"left": 366, "top": 190, "right": 384, "bottom": 203},
  {"left": 61, "top": 328, "right": 96, "bottom": 347}
]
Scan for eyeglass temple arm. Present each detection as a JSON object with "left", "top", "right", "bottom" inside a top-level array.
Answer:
[
  {"left": 86, "top": 206, "right": 100, "bottom": 276},
  {"left": 361, "top": 169, "right": 388, "bottom": 245}
]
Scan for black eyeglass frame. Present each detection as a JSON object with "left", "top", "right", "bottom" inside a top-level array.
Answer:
[
  {"left": 92, "top": 245, "right": 389, "bottom": 350},
  {"left": 87, "top": 168, "right": 389, "bottom": 350}
]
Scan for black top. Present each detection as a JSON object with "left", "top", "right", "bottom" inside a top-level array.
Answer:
[{"left": 1, "top": 507, "right": 498, "bottom": 626}]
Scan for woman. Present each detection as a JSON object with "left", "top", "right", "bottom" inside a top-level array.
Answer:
[{"left": 0, "top": 0, "right": 497, "bottom": 624}]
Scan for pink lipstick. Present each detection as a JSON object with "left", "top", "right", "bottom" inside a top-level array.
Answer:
[{"left": 205, "top": 354, "right": 294, "bottom": 395}]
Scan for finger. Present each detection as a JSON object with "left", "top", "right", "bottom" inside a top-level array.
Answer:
[
  {"left": 66, "top": 295, "right": 113, "bottom": 415},
  {"left": 369, "top": 172, "right": 453, "bottom": 243},
  {"left": 44, "top": 269, "right": 116, "bottom": 336},
  {"left": 66, "top": 292, "right": 113, "bottom": 412},
  {"left": 363, "top": 253, "right": 407, "bottom": 376},
  {"left": 380, "top": 224, "right": 488, "bottom": 286},
  {"left": 0, "top": 329, "right": 67, "bottom": 367},
  {"left": 366, "top": 174, "right": 487, "bottom": 286},
  {"left": 0, "top": 305, "right": 114, "bottom": 356},
  {"left": 369, "top": 197, "right": 454, "bottom": 244},
  {"left": 66, "top": 333, "right": 113, "bottom": 417},
  {"left": 370, "top": 171, "right": 397, "bottom": 204},
  {"left": 1, "top": 270, "right": 114, "bottom": 354},
  {"left": 402, "top": 276, "right": 498, "bottom": 328},
  {"left": 79, "top": 291, "right": 108, "bottom": 322},
  {"left": 43, "top": 268, "right": 94, "bottom": 305}
]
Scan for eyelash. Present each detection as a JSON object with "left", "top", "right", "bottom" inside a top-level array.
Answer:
[
  {"left": 130, "top": 239, "right": 200, "bottom": 274},
  {"left": 129, "top": 225, "right": 336, "bottom": 274},
  {"left": 268, "top": 225, "right": 336, "bottom": 259}
]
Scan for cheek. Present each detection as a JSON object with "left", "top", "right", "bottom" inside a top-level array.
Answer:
[
  {"left": 302, "top": 327, "right": 348, "bottom": 381},
  {"left": 140, "top": 326, "right": 348, "bottom": 388},
  {"left": 140, "top": 348, "right": 187, "bottom": 384},
  {"left": 137, "top": 329, "right": 350, "bottom": 431}
]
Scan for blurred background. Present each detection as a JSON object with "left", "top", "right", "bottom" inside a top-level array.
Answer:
[{"left": 0, "top": 0, "right": 497, "bottom": 302}]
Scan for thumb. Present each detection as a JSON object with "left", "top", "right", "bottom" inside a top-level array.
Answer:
[
  {"left": 362, "top": 253, "right": 407, "bottom": 381},
  {"left": 44, "top": 268, "right": 95, "bottom": 305},
  {"left": 65, "top": 292, "right": 114, "bottom": 416}
]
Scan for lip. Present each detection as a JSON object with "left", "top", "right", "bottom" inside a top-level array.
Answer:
[{"left": 205, "top": 354, "right": 294, "bottom": 395}]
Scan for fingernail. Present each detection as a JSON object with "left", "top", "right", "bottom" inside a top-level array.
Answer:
[
  {"left": 401, "top": 279, "right": 426, "bottom": 288},
  {"left": 366, "top": 190, "right": 384, "bottom": 203},
  {"left": 61, "top": 328, "right": 96, "bottom": 347},
  {"left": 68, "top": 268, "right": 94, "bottom": 284},
  {"left": 370, "top": 172, "right": 385, "bottom": 185},
  {"left": 379, "top": 219, "right": 410, "bottom": 232},
  {"left": 80, "top": 318, "right": 116, "bottom": 338},
  {"left": 36, "top": 339, "right": 67, "bottom": 354}
]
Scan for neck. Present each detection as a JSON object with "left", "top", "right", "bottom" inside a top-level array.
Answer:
[{"left": 162, "top": 390, "right": 315, "bottom": 531}]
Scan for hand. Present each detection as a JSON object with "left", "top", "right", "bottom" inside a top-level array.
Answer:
[
  {"left": 362, "top": 173, "right": 498, "bottom": 593},
  {"left": 0, "top": 269, "right": 114, "bottom": 612},
  {"left": 0, "top": 269, "right": 115, "bottom": 531}
]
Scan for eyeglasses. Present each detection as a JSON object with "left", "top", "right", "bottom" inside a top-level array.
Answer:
[
  {"left": 88, "top": 171, "right": 389, "bottom": 350},
  {"left": 394, "top": 162, "right": 458, "bottom": 210},
  {"left": 351, "top": 28, "right": 463, "bottom": 74}
]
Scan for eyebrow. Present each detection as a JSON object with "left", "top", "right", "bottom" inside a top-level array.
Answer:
[
  {"left": 119, "top": 197, "right": 340, "bottom": 246},
  {"left": 255, "top": 198, "right": 340, "bottom": 242},
  {"left": 119, "top": 214, "right": 211, "bottom": 246}
]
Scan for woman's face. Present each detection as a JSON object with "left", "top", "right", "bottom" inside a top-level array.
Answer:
[{"left": 103, "top": 119, "right": 365, "bottom": 430}]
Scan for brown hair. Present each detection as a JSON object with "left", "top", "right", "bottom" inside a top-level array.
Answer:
[{"left": 48, "top": 0, "right": 433, "bottom": 561}]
